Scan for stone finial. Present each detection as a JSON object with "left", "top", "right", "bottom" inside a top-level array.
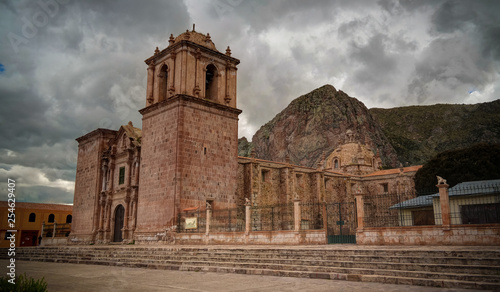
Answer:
[
  {"left": 226, "top": 46, "right": 231, "bottom": 56},
  {"left": 154, "top": 46, "right": 160, "bottom": 55},
  {"left": 345, "top": 129, "right": 354, "bottom": 143},
  {"left": 168, "top": 34, "right": 175, "bottom": 45},
  {"left": 205, "top": 33, "right": 211, "bottom": 42},
  {"left": 128, "top": 121, "right": 133, "bottom": 127},
  {"left": 437, "top": 176, "right": 447, "bottom": 185},
  {"left": 184, "top": 30, "right": 190, "bottom": 40},
  {"left": 192, "top": 23, "right": 195, "bottom": 32},
  {"left": 285, "top": 153, "right": 291, "bottom": 164}
]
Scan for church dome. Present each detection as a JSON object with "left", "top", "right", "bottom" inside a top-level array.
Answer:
[
  {"left": 173, "top": 29, "right": 218, "bottom": 51},
  {"left": 325, "top": 130, "right": 382, "bottom": 175}
]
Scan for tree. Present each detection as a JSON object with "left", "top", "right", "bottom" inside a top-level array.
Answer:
[{"left": 414, "top": 144, "right": 500, "bottom": 194}]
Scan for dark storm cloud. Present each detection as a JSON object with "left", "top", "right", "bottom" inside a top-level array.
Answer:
[
  {"left": 1, "top": 0, "right": 499, "bottom": 203},
  {"left": 16, "top": 186, "right": 73, "bottom": 204},
  {"left": 431, "top": 0, "right": 500, "bottom": 60},
  {"left": 0, "top": 0, "right": 191, "bottom": 203},
  {"left": 407, "top": 0, "right": 500, "bottom": 103},
  {"left": 349, "top": 34, "right": 398, "bottom": 87}
]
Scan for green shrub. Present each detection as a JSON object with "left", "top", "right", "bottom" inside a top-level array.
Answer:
[{"left": 0, "top": 273, "right": 48, "bottom": 292}]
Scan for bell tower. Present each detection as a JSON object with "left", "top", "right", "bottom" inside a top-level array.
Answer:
[
  {"left": 135, "top": 27, "right": 241, "bottom": 242},
  {"left": 143, "top": 27, "right": 239, "bottom": 108}
]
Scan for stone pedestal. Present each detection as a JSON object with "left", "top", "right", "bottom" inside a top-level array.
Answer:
[
  {"left": 355, "top": 194, "right": 365, "bottom": 230},
  {"left": 437, "top": 183, "right": 451, "bottom": 227},
  {"left": 294, "top": 200, "right": 301, "bottom": 232}
]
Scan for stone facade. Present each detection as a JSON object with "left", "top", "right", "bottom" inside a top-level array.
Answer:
[{"left": 70, "top": 28, "right": 422, "bottom": 245}]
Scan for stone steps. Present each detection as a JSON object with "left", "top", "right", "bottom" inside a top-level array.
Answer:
[
  {"left": 19, "top": 247, "right": 500, "bottom": 260},
  {"left": 7, "top": 246, "right": 500, "bottom": 290},
  {"left": 21, "top": 253, "right": 500, "bottom": 277}
]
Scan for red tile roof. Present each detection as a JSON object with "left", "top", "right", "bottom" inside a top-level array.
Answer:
[{"left": 363, "top": 165, "right": 422, "bottom": 177}]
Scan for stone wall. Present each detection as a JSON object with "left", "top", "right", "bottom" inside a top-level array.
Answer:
[
  {"left": 174, "top": 230, "right": 326, "bottom": 245},
  {"left": 357, "top": 225, "right": 500, "bottom": 246},
  {"left": 70, "top": 129, "right": 116, "bottom": 243}
]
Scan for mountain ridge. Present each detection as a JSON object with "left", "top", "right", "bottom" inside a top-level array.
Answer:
[{"left": 239, "top": 84, "right": 500, "bottom": 167}]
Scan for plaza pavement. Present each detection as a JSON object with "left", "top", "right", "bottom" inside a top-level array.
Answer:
[{"left": 2, "top": 260, "right": 489, "bottom": 292}]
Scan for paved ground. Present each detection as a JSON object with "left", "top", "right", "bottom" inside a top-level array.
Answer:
[{"left": 2, "top": 260, "right": 487, "bottom": 292}]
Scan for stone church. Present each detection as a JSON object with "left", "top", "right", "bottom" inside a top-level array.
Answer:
[{"left": 69, "top": 28, "right": 420, "bottom": 244}]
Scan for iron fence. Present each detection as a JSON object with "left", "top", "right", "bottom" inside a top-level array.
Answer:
[
  {"left": 211, "top": 207, "right": 245, "bottom": 232},
  {"left": 300, "top": 202, "right": 324, "bottom": 230},
  {"left": 177, "top": 208, "right": 206, "bottom": 233},
  {"left": 43, "top": 223, "right": 71, "bottom": 237},
  {"left": 364, "top": 192, "right": 424, "bottom": 227},
  {"left": 448, "top": 183, "right": 500, "bottom": 225},
  {"left": 251, "top": 203, "right": 294, "bottom": 231},
  {"left": 325, "top": 202, "right": 357, "bottom": 243}
]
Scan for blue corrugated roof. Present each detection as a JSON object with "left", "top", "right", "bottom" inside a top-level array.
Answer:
[{"left": 389, "top": 179, "right": 500, "bottom": 210}]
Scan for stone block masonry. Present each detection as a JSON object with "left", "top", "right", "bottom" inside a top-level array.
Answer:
[
  {"left": 135, "top": 94, "right": 241, "bottom": 242},
  {"left": 70, "top": 129, "right": 116, "bottom": 244}
]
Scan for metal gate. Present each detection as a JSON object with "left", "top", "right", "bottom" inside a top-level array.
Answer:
[{"left": 325, "top": 202, "right": 357, "bottom": 244}]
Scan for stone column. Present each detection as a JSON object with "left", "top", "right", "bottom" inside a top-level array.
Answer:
[
  {"left": 294, "top": 200, "right": 301, "bottom": 232},
  {"left": 355, "top": 194, "right": 365, "bottom": 230},
  {"left": 146, "top": 62, "right": 155, "bottom": 105},
  {"left": 98, "top": 197, "right": 105, "bottom": 231},
  {"left": 206, "top": 207, "right": 211, "bottom": 236},
  {"left": 245, "top": 203, "right": 251, "bottom": 235},
  {"left": 124, "top": 197, "right": 130, "bottom": 232},
  {"left": 101, "top": 163, "right": 108, "bottom": 192},
  {"left": 52, "top": 222, "right": 57, "bottom": 238},
  {"left": 437, "top": 183, "right": 451, "bottom": 227},
  {"left": 106, "top": 199, "right": 112, "bottom": 232},
  {"left": 41, "top": 222, "right": 45, "bottom": 238}
]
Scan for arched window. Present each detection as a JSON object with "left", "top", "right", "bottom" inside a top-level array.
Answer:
[
  {"left": 159, "top": 64, "right": 168, "bottom": 101},
  {"left": 48, "top": 214, "right": 55, "bottom": 223},
  {"left": 29, "top": 213, "right": 36, "bottom": 222},
  {"left": 205, "top": 64, "right": 218, "bottom": 100},
  {"left": 334, "top": 159, "right": 339, "bottom": 169},
  {"left": 66, "top": 215, "right": 72, "bottom": 223}
]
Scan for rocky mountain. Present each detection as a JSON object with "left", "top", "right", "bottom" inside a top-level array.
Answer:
[
  {"left": 370, "top": 100, "right": 500, "bottom": 165},
  {"left": 238, "top": 84, "right": 500, "bottom": 168},
  {"left": 248, "top": 85, "right": 399, "bottom": 168}
]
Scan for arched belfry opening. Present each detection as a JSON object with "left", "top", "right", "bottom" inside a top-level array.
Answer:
[
  {"left": 159, "top": 64, "right": 168, "bottom": 101},
  {"left": 205, "top": 64, "right": 218, "bottom": 100}
]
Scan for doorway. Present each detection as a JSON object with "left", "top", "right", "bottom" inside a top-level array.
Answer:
[{"left": 113, "top": 205, "right": 125, "bottom": 242}]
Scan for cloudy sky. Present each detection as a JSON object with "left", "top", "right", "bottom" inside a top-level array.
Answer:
[{"left": 1, "top": 0, "right": 499, "bottom": 204}]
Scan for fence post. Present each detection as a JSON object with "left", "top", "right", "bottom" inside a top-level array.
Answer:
[
  {"left": 245, "top": 200, "right": 251, "bottom": 235},
  {"left": 355, "top": 194, "right": 365, "bottom": 230},
  {"left": 53, "top": 222, "right": 57, "bottom": 238},
  {"left": 206, "top": 207, "right": 211, "bottom": 236},
  {"left": 437, "top": 181, "right": 451, "bottom": 227},
  {"left": 294, "top": 200, "right": 301, "bottom": 231}
]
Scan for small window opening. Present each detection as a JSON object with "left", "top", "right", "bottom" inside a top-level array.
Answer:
[
  {"left": 261, "top": 169, "right": 270, "bottom": 182},
  {"left": 119, "top": 167, "right": 125, "bottom": 185}
]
